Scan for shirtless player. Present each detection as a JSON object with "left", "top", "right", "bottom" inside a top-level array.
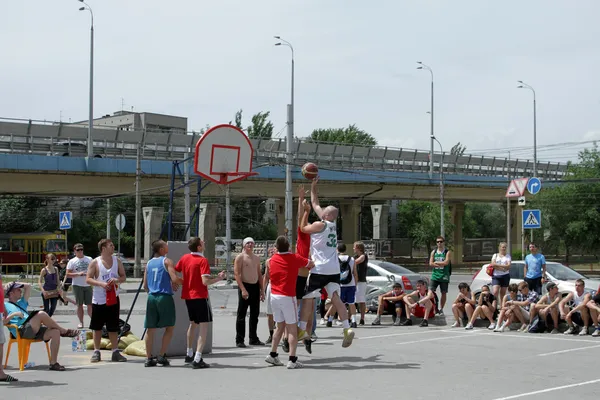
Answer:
[
  {"left": 297, "top": 177, "right": 355, "bottom": 348},
  {"left": 234, "top": 237, "right": 264, "bottom": 347}
]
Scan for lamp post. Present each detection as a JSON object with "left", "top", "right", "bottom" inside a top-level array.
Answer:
[
  {"left": 431, "top": 135, "right": 445, "bottom": 237},
  {"left": 417, "top": 62, "right": 434, "bottom": 180},
  {"left": 517, "top": 81, "right": 537, "bottom": 177},
  {"left": 79, "top": 0, "right": 94, "bottom": 158},
  {"left": 274, "top": 36, "right": 294, "bottom": 242}
]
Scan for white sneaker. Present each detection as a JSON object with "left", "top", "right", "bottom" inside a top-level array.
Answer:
[
  {"left": 265, "top": 355, "right": 283, "bottom": 366},
  {"left": 500, "top": 322, "right": 509, "bottom": 332},
  {"left": 319, "top": 318, "right": 327, "bottom": 326},
  {"left": 465, "top": 323, "right": 473, "bottom": 330},
  {"left": 287, "top": 360, "right": 304, "bottom": 369},
  {"left": 488, "top": 323, "right": 496, "bottom": 330},
  {"left": 550, "top": 329, "right": 559, "bottom": 334},
  {"left": 579, "top": 327, "right": 589, "bottom": 336},
  {"left": 451, "top": 321, "right": 461, "bottom": 328},
  {"left": 592, "top": 328, "right": 600, "bottom": 337},
  {"left": 564, "top": 326, "right": 575, "bottom": 335},
  {"left": 493, "top": 324, "right": 502, "bottom": 332},
  {"left": 517, "top": 324, "right": 528, "bottom": 332}
]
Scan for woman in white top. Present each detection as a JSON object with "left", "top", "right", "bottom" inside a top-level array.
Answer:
[{"left": 490, "top": 242, "right": 512, "bottom": 303}]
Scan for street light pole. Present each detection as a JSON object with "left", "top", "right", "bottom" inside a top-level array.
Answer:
[
  {"left": 275, "top": 36, "right": 294, "bottom": 242},
  {"left": 79, "top": 0, "right": 94, "bottom": 158},
  {"left": 418, "top": 62, "right": 434, "bottom": 180},
  {"left": 517, "top": 81, "right": 537, "bottom": 177},
  {"left": 432, "top": 136, "right": 445, "bottom": 237}
]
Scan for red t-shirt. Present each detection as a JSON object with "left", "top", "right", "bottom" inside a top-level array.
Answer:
[
  {"left": 269, "top": 252, "right": 310, "bottom": 296},
  {"left": 296, "top": 227, "right": 310, "bottom": 259},
  {"left": 175, "top": 253, "right": 211, "bottom": 300}
]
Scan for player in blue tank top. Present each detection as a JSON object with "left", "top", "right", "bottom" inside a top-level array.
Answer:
[{"left": 143, "top": 240, "right": 182, "bottom": 368}]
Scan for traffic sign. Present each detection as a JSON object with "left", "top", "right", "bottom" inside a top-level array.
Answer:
[
  {"left": 523, "top": 209, "right": 541, "bottom": 229},
  {"left": 505, "top": 178, "right": 529, "bottom": 198},
  {"left": 518, "top": 196, "right": 526, "bottom": 206},
  {"left": 115, "top": 214, "right": 126, "bottom": 231},
  {"left": 527, "top": 177, "right": 542, "bottom": 195},
  {"left": 59, "top": 211, "right": 72, "bottom": 230}
]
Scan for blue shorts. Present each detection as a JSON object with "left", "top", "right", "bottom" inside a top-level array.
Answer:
[{"left": 340, "top": 286, "right": 356, "bottom": 304}]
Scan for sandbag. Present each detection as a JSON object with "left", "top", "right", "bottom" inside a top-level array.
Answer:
[
  {"left": 86, "top": 339, "right": 95, "bottom": 351},
  {"left": 125, "top": 332, "right": 140, "bottom": 342},
  {"left": 123, "top": 340, "right": 146, "bottom": 357},
  {"left": 86, "top": 331, "right": 93, "bottom": 340},
  {"left": 101, "top": 338, "right": 112, "bottom": 349},
  {"left": 120, "top": 335, "right": 138, "bottom": 348}
]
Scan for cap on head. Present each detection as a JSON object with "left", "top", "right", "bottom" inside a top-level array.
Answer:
[
  {"left": 546, "top": 282, "right": 557, "bottom": 291},
  {"left": 243, "top": 237, "right": 255, "bottom": 247},
  {"left": 4, "top": 282, "right": 24, "bottom": 296}
]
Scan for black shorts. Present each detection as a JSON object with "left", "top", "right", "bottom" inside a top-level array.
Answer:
[
  {"left": 492, "top": 274, "right": 511, "bottom": 288},
  {"left": 304, "top": 273, "right": 340, "bottom": 299},
  {"left": 430, "top": 280, "right": 449, "bottom": 293},
  {"left": 90, "top": 298, "right": 120, "bottom": 332},
  {"left": 296, "top": 276, "right": 308, "bottom": 300},
  {"left": 185, "top": 298, "right": 213, "bottom": 324}
]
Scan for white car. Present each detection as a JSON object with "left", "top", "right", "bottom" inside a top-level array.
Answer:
[
  {"left": 365, "top": 260, "right": 428, "bottom": 292},
  {"left": 471, "top": 260, "right": 599, "bottom": 301}
]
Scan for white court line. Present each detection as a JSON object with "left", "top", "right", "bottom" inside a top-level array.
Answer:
[
  {"left": 492, "top": 378, "right": 600, "bottom": 400},
  {"left": 485, "top": 331, "right": 598, "bottom": 344},
  {"left": 537, "top": 343, "right": 600, "bottom": 357},
  {"left": 396, "top": 331, "right": 484, "bottom": 345}
]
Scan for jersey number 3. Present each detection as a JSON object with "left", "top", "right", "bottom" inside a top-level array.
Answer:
[{"left": 326, "top": 234, "right": 337, "bottom": 248}]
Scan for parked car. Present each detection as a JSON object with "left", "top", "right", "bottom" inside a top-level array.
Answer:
[
  {"left": 365, "top": 280, "right": 395, "bottom": 313},
  {"left": 471, "top": 260, "right": 599, "bottom": 302},
  {"left": 365, "top": 259, "right": 428, "bottom": 290},
  {"left": 47, "top": 140, "right": 103, "bottom": 158}
]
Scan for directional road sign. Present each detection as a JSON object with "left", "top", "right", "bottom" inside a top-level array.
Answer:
[
  {"left": 115, "top": 214, "right": 126, "bottom": 231},
  {"left": 527, "top": 177, "right": 542, "bottom": 195},
  {"left": 59, "top": 211, "right": 72, "bottom": 230},
  {"left": 523, "top": 209, "right": 541, "bottom": 229}
]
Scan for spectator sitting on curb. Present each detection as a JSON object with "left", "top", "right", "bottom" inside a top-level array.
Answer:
[
  {"left": 401, "top": 280, "right": 436, "bottom": 327},
  {"left": 529, "top": 282, "right": 561, "bottom": 334},
  {"left": 465, "top": 284, "right": 497, "bottom": 330},
  {"left": 371, "top": 283, "right": 407, "bottom": 326},
  {"left": 451, "top": 282, "right": 476, "bottom": 328}
]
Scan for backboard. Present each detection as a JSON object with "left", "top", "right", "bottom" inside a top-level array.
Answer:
[{"left": 193, "top": 124, "right": 257, "bottom": 184}]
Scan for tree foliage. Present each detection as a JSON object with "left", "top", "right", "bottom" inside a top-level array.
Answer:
[
  {"left": 0, "top": 197, "right": 55, "bottom": 233},
  {"left": 396, "top": 201, "right": 454, "bottom": 250},
  {"left": 308, "top": 124, "right": 377, "bottom": 146},
  {"left": 462, "top": 203, "right": 506, "bottom": 238},
  {"left": 451, "top": 142, "right": 467, "bottom": 156},
  {"left": 231, "top": 109, "right": 274, "bottom": 139}
]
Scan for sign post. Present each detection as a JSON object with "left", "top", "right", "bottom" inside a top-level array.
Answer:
[
  {"left": 115, "top": 214, "right": 126, "bottom": 256},
  {"left": 505, "top": 178, "right": 529, "bottom": 259},
  {"left": 59, "top": 211, "right": 72, "bottom": 255},
  {"left": 526, "top": 178, "right": 542, "bottom": 241}
]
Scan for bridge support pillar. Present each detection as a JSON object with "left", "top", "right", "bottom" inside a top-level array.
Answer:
[
  {"left": 143, "top": 207, "right": 165, "bottom": 263},
  {"left": 510, "top": 205, "right": 524, "bottom": 258},
  {"left": 371, "top": 204, "right": 389, "bottom": 239},
  {"left": 198, "top": 203, "right": 218, "bottom": 266},
  {"left": 450, "top": 203, "right": 464, "bottom": 265},
  {"left": 341, "top": 200, "right": 360, "bottom": 244}
]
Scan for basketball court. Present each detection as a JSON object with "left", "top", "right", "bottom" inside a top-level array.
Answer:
[{"left": 4, "top": 312, "right": 599, "bottom": 399}]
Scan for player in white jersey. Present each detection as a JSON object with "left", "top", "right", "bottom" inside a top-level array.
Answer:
[{"left": 297, "top": 176, "right": 355, "bottom": 348}]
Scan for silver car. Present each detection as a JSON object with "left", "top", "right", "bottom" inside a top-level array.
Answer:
[{"left": 366, "top": 260, "right": 428, "bottom": 291}]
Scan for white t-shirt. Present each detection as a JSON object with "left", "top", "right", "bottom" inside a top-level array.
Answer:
[
  {"left": 67, "top": 255, "right": 93, "bottom": 287},
  {"left": 492, "top": 253, "right": 511, "bottom": 277},
  {"left": 310, "top": 220, "right": 340, "bottom": 275},
  {"left": 339, "top": 254, "right": 356, "bottom": 287}
]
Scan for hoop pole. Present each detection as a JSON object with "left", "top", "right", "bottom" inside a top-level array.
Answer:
[
  {"left": 195, "top": 177, "right": 201, "bottom": 237},
  {"left": 225, "top": 183, "right": 232, "bottom": 276},
  {"left": 167, "top": 161, "right": 177, "bottom": 241}
]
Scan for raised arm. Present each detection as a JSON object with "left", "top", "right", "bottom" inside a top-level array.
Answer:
[{"left": 310, "top": 176, "right": 324, "bottom": 219}]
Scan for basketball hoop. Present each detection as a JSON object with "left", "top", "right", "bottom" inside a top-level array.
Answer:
[{"left": 193, "top": 124, "right": 258, "bottom": 278}]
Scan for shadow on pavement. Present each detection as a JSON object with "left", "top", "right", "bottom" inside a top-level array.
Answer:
[
  {"left": 301, "top": 354, "right": 421, "bottom": 371},
  {"left": 4, "top": 380, "right": 68, "bottom": 388}
]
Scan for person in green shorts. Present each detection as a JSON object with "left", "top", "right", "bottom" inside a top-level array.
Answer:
[
  {"left": 429, "top": 236, "right": 452, "bottom": 315},
  {"left": 143, "top": 240, "right": 182, "bottom": 367}
]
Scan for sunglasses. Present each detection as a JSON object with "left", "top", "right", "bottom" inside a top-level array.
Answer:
[
  {"left": 436, "top": 241, "right": 444, "bottom": 243},
  {"left": 75, "top": 248, "right": 83, "bottom": 251}
]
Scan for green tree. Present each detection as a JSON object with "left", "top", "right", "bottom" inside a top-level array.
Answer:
[
  {"left": 0, "top": 197, "right": 55, "bottom": 233},
  {"left": 451, "top": 142, "right": 467, "bottom": 156},
  {"left": 396, "top": 200, "right": 453, "bottom": 251},
  {"left": 462, "top": 203, "right": 506, "bottom": 238},
  {"left": 230, "top": 110, "right": 274, "bottom": 139},
  {"left": 308, "top": 124, "right": 377, "bottom": 146},
  {"left": 529, "top": 144, "right": 600, "bottom": 260}
]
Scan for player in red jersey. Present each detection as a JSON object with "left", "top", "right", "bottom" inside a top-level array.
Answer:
[{"left": 265, "top": 235, "right": 313, "bottom": 369}]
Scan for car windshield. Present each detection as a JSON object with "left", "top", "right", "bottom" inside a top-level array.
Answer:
[
  {"left": 546, "top": 263, "right": 587, "bottom": 280},
  {"left": 371, "top": 260, "right": 413, "bottom": 275}
]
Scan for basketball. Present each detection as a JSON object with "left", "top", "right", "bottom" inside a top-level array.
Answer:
[{"left": 301, "top": 162, "right": 318, "bottom": 180}]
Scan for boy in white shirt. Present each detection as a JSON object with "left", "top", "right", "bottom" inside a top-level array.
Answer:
[{"left": 338, "top": 244, "right": 359, "bottom": 328}]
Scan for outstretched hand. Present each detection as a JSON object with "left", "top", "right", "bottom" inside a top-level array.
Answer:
[{"left": 298, "top": 184, "right": 305, "bottom": 198}]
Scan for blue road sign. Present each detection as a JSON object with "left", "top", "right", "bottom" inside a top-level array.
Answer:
[
  {"left": 523, "top": 209, "right": 541, "bottom": 229},
  {"left": 59, "top": 211, "right": 72, "bottom": 230},
  {"left": 527, "top": 177, "right": 542, "bottom": 195}
]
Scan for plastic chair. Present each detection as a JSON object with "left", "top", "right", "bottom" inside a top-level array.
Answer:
[{"left": 4, "top": 324, "right": 51, "bottom": 371}]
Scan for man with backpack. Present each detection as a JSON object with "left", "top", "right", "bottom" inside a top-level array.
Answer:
[
  {"left": 338, "top": 244, "right": 359, "bottom": 328},
  {"left": 429, "top": 236, "right": 451, "bottom": 316}
]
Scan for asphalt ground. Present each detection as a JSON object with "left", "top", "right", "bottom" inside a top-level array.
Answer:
[{"left": 3, "top": 273, "right": 600, "bottom": 399}]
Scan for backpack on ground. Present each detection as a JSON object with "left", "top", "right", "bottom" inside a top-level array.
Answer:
[{"left": 339, "top": 256, "right": 353, "bottom": 285}]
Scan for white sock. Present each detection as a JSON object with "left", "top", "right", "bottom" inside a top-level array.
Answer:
[
  {"left": 194, "top": 351, "right": 202, "bottom": 363},
  {"left": 187, "top": 348, "right": 193, "bottom": 358},
  {"left": 298, "top": 321, "right": 307, "bottom": 331},
  {"left": 342, "top": 320, "right": 350, "bottom": 329},
  {"left": 351, "top": 315, "right": 356, "bottom": 323}
]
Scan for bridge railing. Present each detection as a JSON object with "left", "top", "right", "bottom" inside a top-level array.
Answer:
[{"left": 0, "top": 117, "right": 568, "bottom": 180}]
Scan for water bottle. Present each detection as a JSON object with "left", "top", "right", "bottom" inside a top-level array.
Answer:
[{"left": 24, "top": 362, "right": 35, "bottom": 369}]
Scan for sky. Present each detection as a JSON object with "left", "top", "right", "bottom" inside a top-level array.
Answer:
[{"left": 1, "top": 0, "right": 599, "bottom": 164}]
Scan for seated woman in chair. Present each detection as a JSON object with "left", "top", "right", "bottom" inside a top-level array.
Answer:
[
  {"left": 3, "top": 281, "right": 79, "bottom": 371},
  {"left": 0, "top": 273, "right": 17, "bottom": 382}
]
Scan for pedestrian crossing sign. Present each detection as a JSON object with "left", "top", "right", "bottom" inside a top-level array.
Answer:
[
  {"left": 59, "top": 211, "right": 72, "bottom": 230},
  {"left": 522, "top": 209, "right": 541, "bottom": 229}
]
